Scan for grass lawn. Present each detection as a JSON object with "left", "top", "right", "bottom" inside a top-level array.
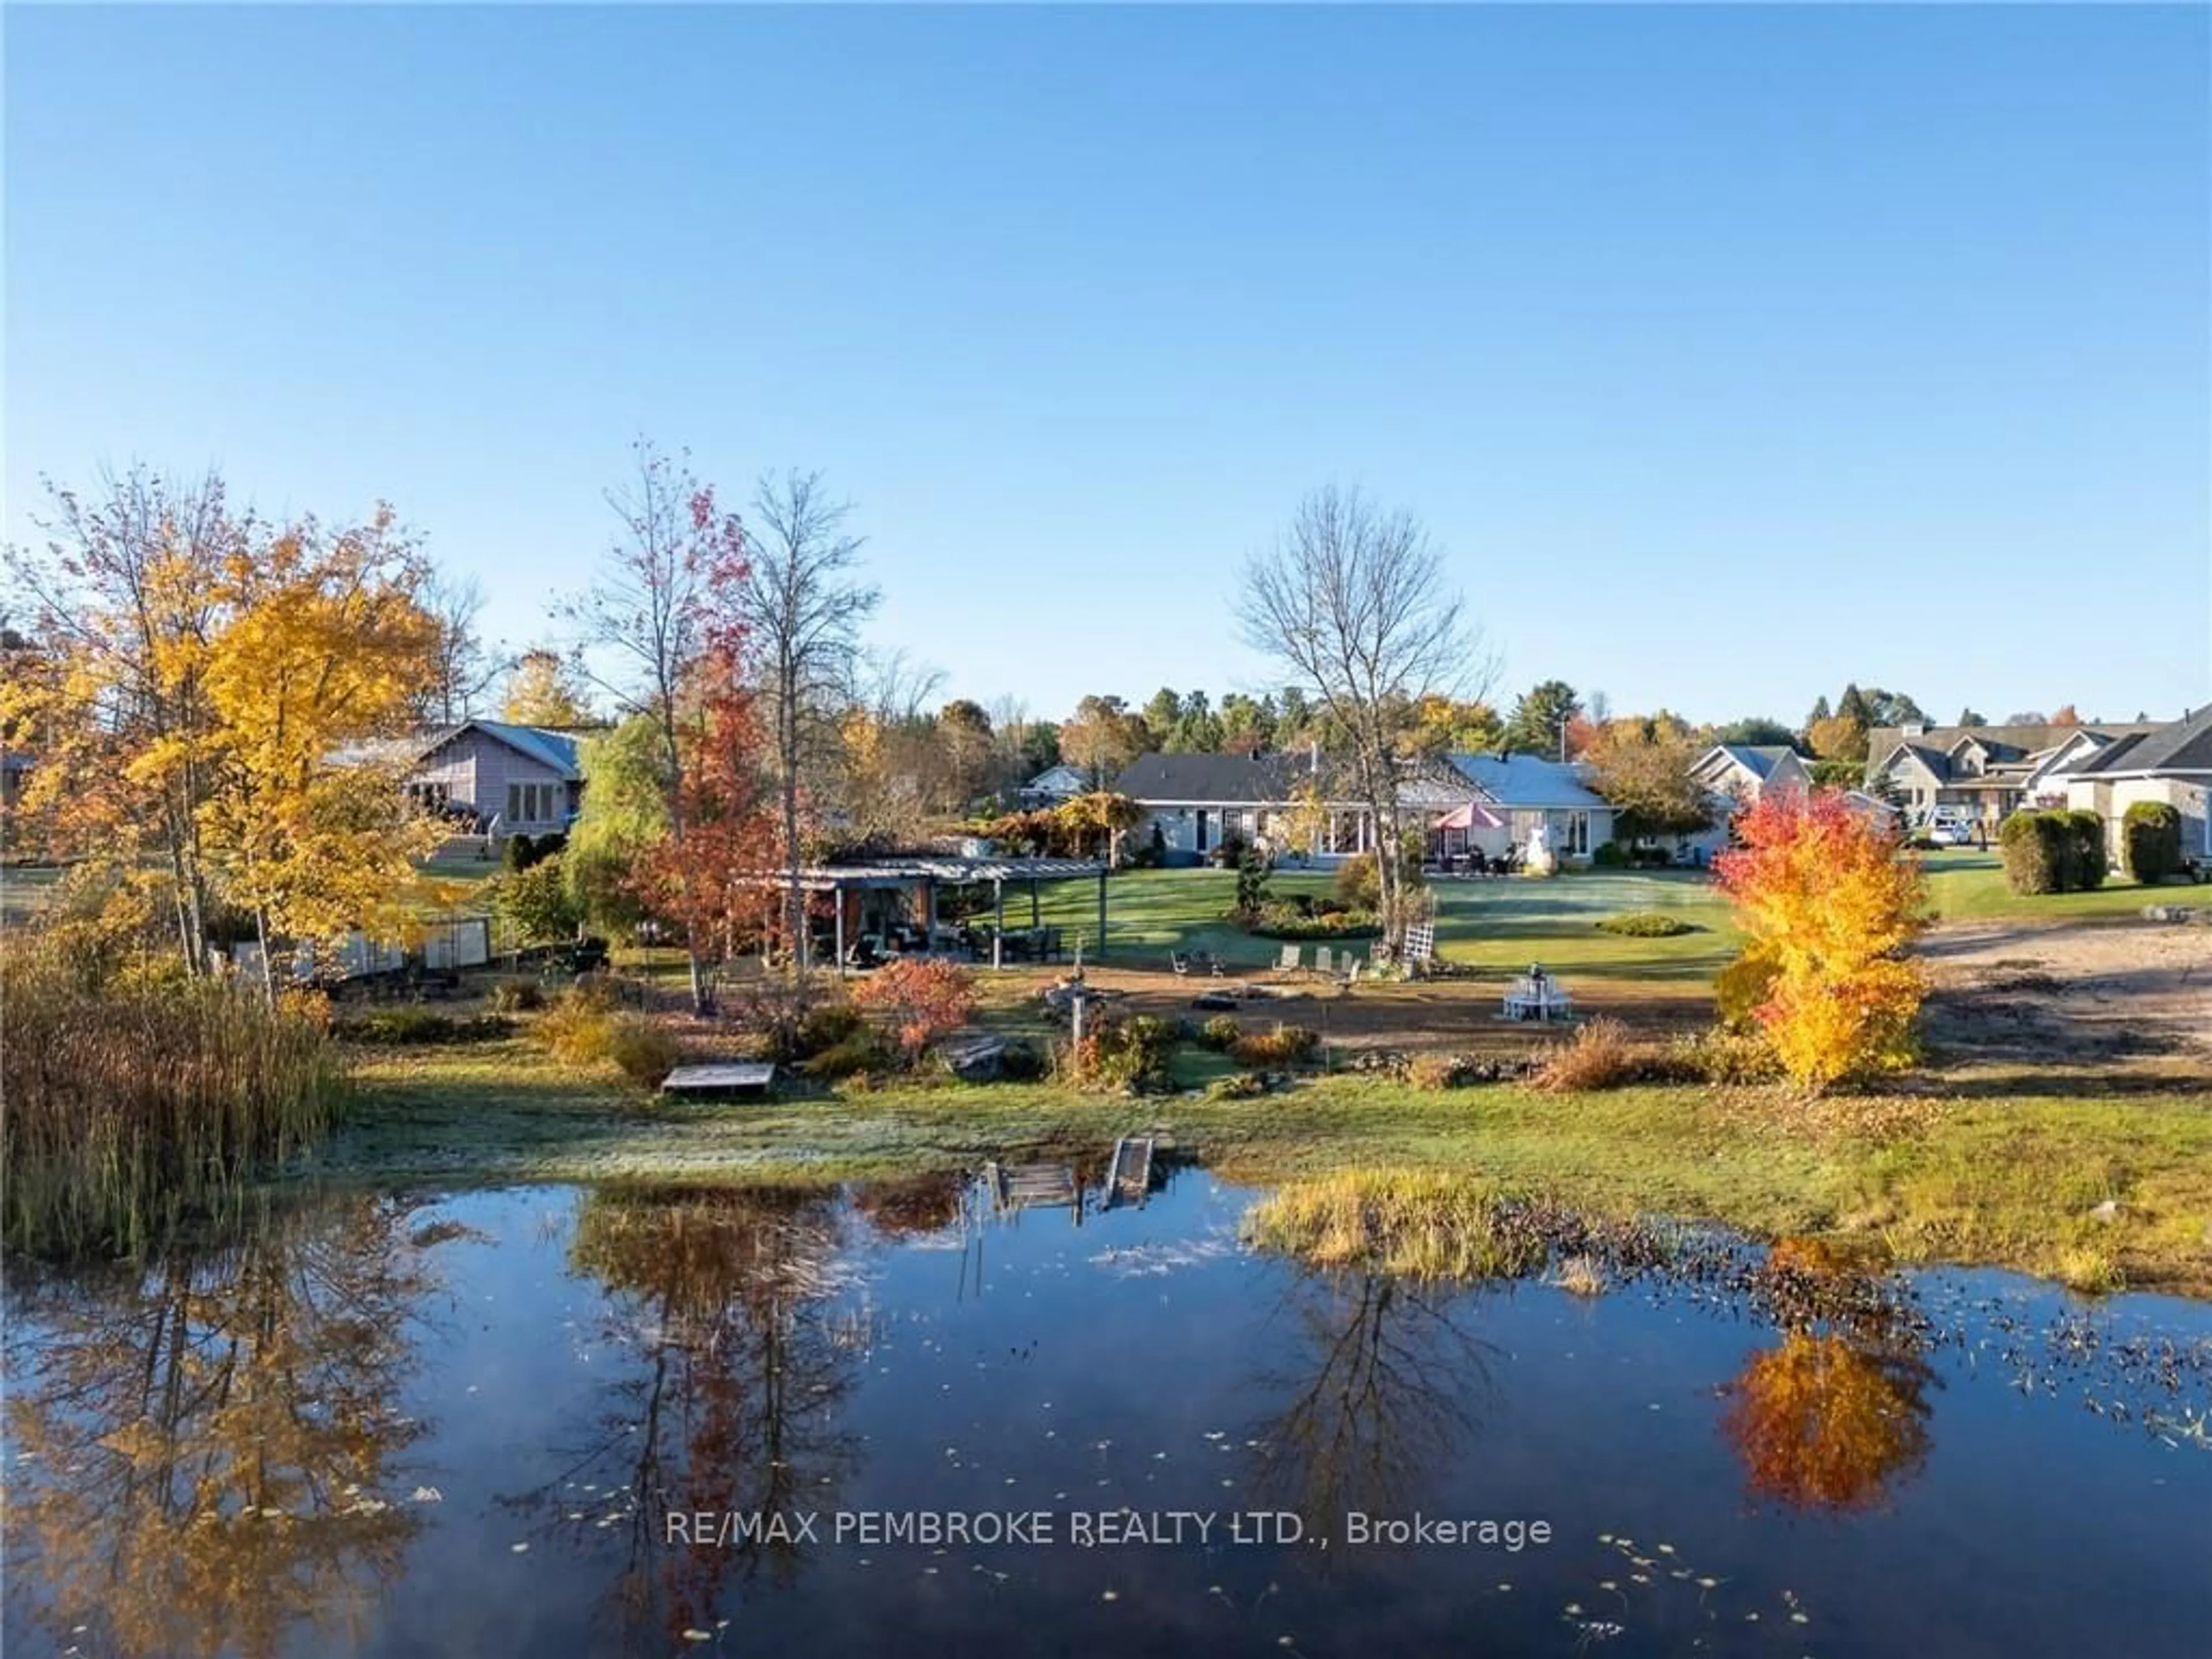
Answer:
[
  {"left": 1918, "top": 850, "right": 2179, "bottom": 923},
  {"left": 1020, "top": 865, "right": 1742, "bottom": 983},
  {"left": 315, "top": 859, "right": 2211, "bottom": 1298},
  {"left": 331, "top": 1034, "right": 2212, "bottom": 1296}
]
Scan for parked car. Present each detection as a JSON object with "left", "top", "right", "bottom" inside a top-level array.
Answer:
[{"left": 1924, "top": 823, "right": 1970, "bottom": 848}]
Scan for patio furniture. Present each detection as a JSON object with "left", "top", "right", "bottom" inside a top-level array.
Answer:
[
  {"left": 1171, "top": 950, "right": 1191, "bottom": 977},
  {"left": 1502, "top": 966, "right": 1573, "bottom": 1022},
  {"left": 1340, "top": 956, "right": 1362, "bottom": 988},
  {"left": 1313, "top": 944, "right": 1335, "bottom": 977},
  {"left": 1275, "top": 942, "right": 1303, "bottom": 975}
]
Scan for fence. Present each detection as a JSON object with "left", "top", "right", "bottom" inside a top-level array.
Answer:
[{"left": 226, "top": 916, "right": 493, "bottom": 986}]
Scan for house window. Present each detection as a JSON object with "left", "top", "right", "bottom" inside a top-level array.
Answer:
[
  {"left": 1562, "top": 811, "right": 1590, "bottom": 857},
  {"left": 1195, "top": 809, "right": 1210, "bottom": 853},
  {"left": 507, "top": 782, "right": 554, "bottom": 824}
]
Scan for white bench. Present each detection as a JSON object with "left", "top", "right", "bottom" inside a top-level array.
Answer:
[{"left": 1502, "top": 976, "right": 1573, "bottom": 1022}]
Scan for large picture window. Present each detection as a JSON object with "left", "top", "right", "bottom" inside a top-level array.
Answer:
[{"left": 506, "top": 782, "right": 555, "bottom": 824}]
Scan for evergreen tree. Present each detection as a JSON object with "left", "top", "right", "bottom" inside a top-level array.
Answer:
[{"left": 1804, "top": 694, "right": 1831, "bottom": 734}]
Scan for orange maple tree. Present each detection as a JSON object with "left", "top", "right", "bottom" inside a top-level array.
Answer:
[
  {"left": 1720, "top": 1332, "right": 1935, "bottom": 1512},
  {"left": 1713, "top": 789, "right": 1929, "bottom": 1092}
]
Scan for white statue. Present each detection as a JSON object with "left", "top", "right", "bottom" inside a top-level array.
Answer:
[{"left": 1524, "top": 819, "right": 1557, "bottom": 876}]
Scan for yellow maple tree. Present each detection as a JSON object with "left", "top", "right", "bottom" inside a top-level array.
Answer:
[
  {"left": 1713, "top": 789, "right": 1930, "bottom": 1091},
  {"left": 198, "top": 510, "right": 445, "bottom": 993}
]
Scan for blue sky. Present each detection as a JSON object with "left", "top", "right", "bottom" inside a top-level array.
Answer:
[{"left": 8, "top": 3, "right": 2209, "bottom": 730}]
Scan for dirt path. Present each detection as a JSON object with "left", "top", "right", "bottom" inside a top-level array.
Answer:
[{"left": 1914, "top": 915, "right": 2211, "bottom": 1072}]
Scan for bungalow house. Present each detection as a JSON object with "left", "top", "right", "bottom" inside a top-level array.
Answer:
[
  {"left": 1863, "top": 721, "right": 2160, "bottom": 829},
  {"left": 2052, "top": 706, "right": 2212, "bottom": 862},
  {"left": 1444, "top": 752, "right": 1616, "bottom": 865},
  {"left": 387, "top": 719, "right": 589, "bottom": 836},
  {"left": 1113, "top": 751, "right": 1370, "bottom": 866},
  {"left": 1016, "top": 763, "right": 1089, "bottom": 809},
  {"left": 1681, "top": 744, "right": 1812, "bottom": 858}
]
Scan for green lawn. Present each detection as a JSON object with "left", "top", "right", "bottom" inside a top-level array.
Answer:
[
  {"left": 334, "top": 1034, "right": 2212, "bottom": 1296},
  {"left": 1020, "top": 866, "right": 1740, "bottom": 983},
  {"left": 1918, "top": 850, "right": 2177, "bottom": 923}
]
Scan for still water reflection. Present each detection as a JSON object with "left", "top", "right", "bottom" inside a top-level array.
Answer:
[{"left": 6, "top": 1171, "right": 2208, "bottom": 1658}]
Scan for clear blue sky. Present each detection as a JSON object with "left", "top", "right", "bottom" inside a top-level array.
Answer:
[{"left": 9, "top": 3, "right": 2209, "bottom": 730}]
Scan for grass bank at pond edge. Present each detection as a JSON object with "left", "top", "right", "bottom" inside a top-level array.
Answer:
[{"left": 329, "top": 1037, "right": 2212, "bottom": 1297}]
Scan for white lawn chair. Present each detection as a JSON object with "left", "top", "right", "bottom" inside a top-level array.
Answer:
[
  {"left": 1340, "top": 956, "right": 1362, "bottom": 988},
  {"left": 1313, "top": 944, "right": 1336, "bottom": 977},
  {"left": 1276, "top": 942, "right": 1303, "bottom": 975}
]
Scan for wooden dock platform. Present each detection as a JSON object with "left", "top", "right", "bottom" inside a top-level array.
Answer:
[
  {"left": 660, "top": 1062, "right": 777, "bottom": 1101},
  {"left": 1105, "top": 1135, "right": 1156, "bottom": 1207},
  {"left": 985, "top": 1160, "right": 1081, "bottom": 1214}
]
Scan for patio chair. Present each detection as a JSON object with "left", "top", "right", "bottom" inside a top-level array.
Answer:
[
  {"left": 1340, "top": 956, "right": 1362, "bottom": 988},
  {"left": 1170, "top": 950, "right": 1191, "bottom": 978},
  {"left": 1313, "top": 944, "right": 1336, "bottom": 977},
  {"left": 1275, "top": 942, "right": 1303, "bottom": 975}
]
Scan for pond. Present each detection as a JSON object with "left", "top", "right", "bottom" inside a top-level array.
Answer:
[{"left": 5, "top": 1169, "right": 2208, "bottom": 1658}]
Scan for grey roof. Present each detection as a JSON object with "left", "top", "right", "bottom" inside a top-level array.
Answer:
[
  {"left": 757, "top": 855, "right": 1109, "bottom": 891},
  {"left": 2069, "top": 706, "right": 2212, "bottom": 777},
  {"left": 1114, "top": 752, "right": 1312, "bottom": 804},
  {"left": 463, "top": 720, "right": 583, "bottom": 778},
  {"left": 1706, "top": 744, "right": 1800, "bottom": 782},
  {"left": 1866, "top": 721, "right": 2159, "bottom": 775},
  {"left": 1446, "top": 752, "right": 1609, "bottom": 810}
]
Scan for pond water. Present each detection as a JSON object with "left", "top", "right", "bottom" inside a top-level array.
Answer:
[{"left": 5, "top": 1169, "right": 2208, "bottom": 1659}]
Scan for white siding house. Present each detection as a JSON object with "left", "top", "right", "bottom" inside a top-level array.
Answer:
[{"left": 397, "top": 721, "right": 586, "bottom": 835}]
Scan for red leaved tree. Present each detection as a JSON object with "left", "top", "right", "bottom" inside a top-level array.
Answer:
[{"left": 851, "top": 959, "right": 977, "bottom": 1062}]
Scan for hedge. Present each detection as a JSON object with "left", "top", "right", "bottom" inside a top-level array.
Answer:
[
  {"left": 2123, "top": 801, "right": 2183, "bottom": 885},
  {"left": 2001, "top": 808, "right": 2111, "bottom": 895}
]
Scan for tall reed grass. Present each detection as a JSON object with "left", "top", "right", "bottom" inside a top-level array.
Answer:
[{"left": 2, "top": 939, "right": 343, "bottom": 1257}]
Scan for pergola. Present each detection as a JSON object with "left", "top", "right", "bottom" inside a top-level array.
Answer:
[{"left": 765, "top": 855, "right": 1112, "bottom": 971}]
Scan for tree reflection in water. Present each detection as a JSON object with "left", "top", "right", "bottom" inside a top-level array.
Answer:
[
  {"left": 504, "top": 1185, "right": 868, "bottom": 1650},
  {"left": 2, "top": 1196, "right": 447, "bottom": 1659},
  {"left": 1244, "top": 1271, "right": 1500, "bottom": 1548},
  {"left": 1719, "top": 1238, "right": 1938, "bottom": 1513}
]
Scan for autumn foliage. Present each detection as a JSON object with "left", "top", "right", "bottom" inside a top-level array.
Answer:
[
  {"left": 850, "top": 958, "right": 978, "bottom": 1060},
  {"left": 1713, "top": 790, "right": 1929, "bottom": 1092},
  {"left": 1719, "top": 1333, "right": 1935, "bottom": 1512}
]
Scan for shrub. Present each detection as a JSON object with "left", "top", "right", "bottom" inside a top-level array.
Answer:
[
  {"left": 1063, "top": 1012, "right": 1176, "bottom": 1091},
  {"left": 504, "top": 831, "right": 537, "bottom": 872},
  {"left": 1533, "top": 1017, "right": 1642, "bottom": 1092},
  {"left": 801, "top": 1029, "right": 895, "bottom": 1081},
  {"left": 1249, "top": 902, "right": 1380, "bottom": 940},
  {"left": 536, "top": 979, "right": 631, "bottom": 1066},
  {"left": 1233, "top": 842, "right": 1271, "bottom": 917},
  {"left": 796, "top": 1002, "right": 866, "bottom": 1058},
  {"left": 1198, "top": 1014, "right": 1243, "bottom": 1050},
  {"left": 2065, "top": 810, "right": 2108, "bottom": 889},
  {"left": 1406, "top": 1050, "right": 1477, "bottom": 1090},
  {"left": 1206, "top": 1071, "right": 1268, "bottom": 1101},
  {"left": 334, "top": 1008, "right": 514, "bottom": 1046},
  {"left": 486, "top": 978, "right": 546, "bottom": 1013},
  {"left": 997, "top": 1041, "right": 1050, "bottom": 1082},
  {"left": 1209, "top": 831, "right": 1251, "bottom": 871},
  {"left": 1999, "top": 810, "right": 2066, "bottom": 895},
  {"left": 1334, "top": 852, "right": 1382, "bottom": 911},
  {"left": 1590, "top": 840, "right": 1626, "bottom": 868},
  {"left": 1230, "top": 1022, "right": 1320, "bottom": 1067},
  {"left": 1669, "top": 1027, "right": 1781, "bottom": 1085},
  {"left": 603, "top": 1014, "right": 682, "bottom": 1088},
  {"left": 2123, "top": 801, "right": 2183, "bottom": 885},
  {"left": 493, "top": 855, "right": 583, "bottom": 946},
  {"left": 851, "top": 958, "right": 978, "bottom": 1060},
  {"left": 1594, "top": 911, "right": 1695, "bottom": 938}
]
